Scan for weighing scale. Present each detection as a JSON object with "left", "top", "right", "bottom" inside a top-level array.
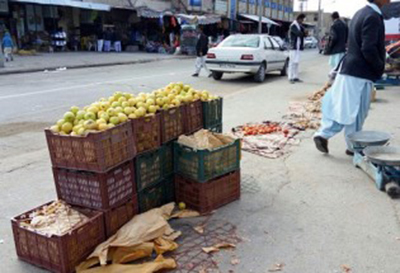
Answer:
[{"left": 348, "top": 131, "right": 400, "bottom": 198}]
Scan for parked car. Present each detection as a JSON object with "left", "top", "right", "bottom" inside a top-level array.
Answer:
[
  {"left": 272, "top": 36, "right": 288, "bottom": 50},
  {"left": 205, "top": 34, "right": 289, "bottom": 83},
  {"left": 304, "top": 36, "right": 318, "bottom": 49}
]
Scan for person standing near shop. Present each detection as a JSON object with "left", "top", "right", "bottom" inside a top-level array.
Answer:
[
  {"left": 288, "top": 14, "right": 306, "bottom": 84},
  {"left": 2, "top": 31, "right": 14, "bottom": 62},
  {"left": 314, "top": 0, "right": 389, "bottom": 155},
  {"left": 325, "top": 12, "right": 349, "bottom": 69},
  {"left": 192, "top": 28, "right": 211, "bottom": 77},
  {"left": 97, "top": 27, "right": 104, "bottom": 52}
]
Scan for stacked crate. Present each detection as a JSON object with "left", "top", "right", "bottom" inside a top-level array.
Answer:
[
  {"left": 11, "top": 97, "right": 226, "bottom": 273},
  {"left": 174, "top": 134, "right": 241, "bottom": 214}
]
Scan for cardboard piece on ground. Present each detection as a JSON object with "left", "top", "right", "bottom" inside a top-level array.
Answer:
[
  {"left": 82, "top": 203, "right": 175, "bottom": 266},
  {"left": 171, "top": 209, "right": 200, "bottom": 218},
  {"left": 79, "top": 255, "right": 176, "bottom": 273}
]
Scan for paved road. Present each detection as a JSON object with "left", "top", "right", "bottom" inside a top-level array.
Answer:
[{"left": 1, "top": 50, "right": 400, "bottom": 273}]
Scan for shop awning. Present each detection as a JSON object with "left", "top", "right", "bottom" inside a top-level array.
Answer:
[
  {"left": 239, "top": 14, "right": 280, "bottom": 26},
  {"left": 177, "top": 14, "right": 221, "bottom": 25},
  {"left": 10, "top": 0, "right": 111, "bottom": 11}
]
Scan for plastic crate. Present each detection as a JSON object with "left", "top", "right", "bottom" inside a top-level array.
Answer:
[
  {"left": 175, "top": 170, "right": 241, "bottom": 214},
  {"left": 135, "top": 147, "right": 164, "bottom": 191},
  {"left": 164, "top": 175, "right": 175, "bottom": 204},
  {"left": 163, "top": 141, "right": 174, "bottom": 177},
  {"left": 160, "top": 106, "right": 184, "bottom": 143},
  {"left": 207, "top": 123, "right": 223, "bottom": 133},
  {"left": 183, "top": 100, "right": 204, "bottom": 135},
  {"left": 131, "top": 114, "right": 161, "bottom": 154},
  {"left": 103, "top": 197, "right": 138, "bottom": 238},
  {"left": 174, "top": 138, "right": 241, "bottom": 182},
  {"left": 53, "top": 161, "right": 135, "bottom": 210},
  {"left": 12, "top": 202, "right": 105, "bottom": 273},
  {"left": 202, "top": 98, "right": 223, "bottom": 129},
  {"left": 45, "top": 121, "right": 135, "bottom": 173},
  {"left": 138, "top": 181, "right": 165, "bottom": 213}
]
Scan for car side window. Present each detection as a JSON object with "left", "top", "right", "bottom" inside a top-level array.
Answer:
[
  {"left": 264, "top": 38, "right": 273, "bottom": 50},
  {"left": 269, "top": 38, "right": 280, "bottom": 50}
]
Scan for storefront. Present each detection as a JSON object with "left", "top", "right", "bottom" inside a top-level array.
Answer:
[{"left": 5, "top": 0, "right": 110, "bottom": 50}]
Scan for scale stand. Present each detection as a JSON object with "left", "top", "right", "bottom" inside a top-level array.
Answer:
[{"left": 353, "top": 147, "right": 400, "bottom": 198}]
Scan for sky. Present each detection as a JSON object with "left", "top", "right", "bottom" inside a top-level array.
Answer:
[{"left": 294, "top": 0, "right": 400, "bottom": 18}]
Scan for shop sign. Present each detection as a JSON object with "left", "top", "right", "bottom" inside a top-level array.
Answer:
[
  {"left": 0, "top": 0, "right": 9, "bottom": 14},
  {"left": 189, "top": 0, "right": 202, "bottom": 7},
  {"left": 215, "top": 0, "right": 228, "bottom": 13}
]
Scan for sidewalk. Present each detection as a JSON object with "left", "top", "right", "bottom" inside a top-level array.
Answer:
[{"left": 0, "top": 52, "right": 183, "bottom": 75}]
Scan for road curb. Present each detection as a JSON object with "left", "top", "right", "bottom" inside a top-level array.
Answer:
[{"left": 0, "top": 55, "right": 193, "bottom": 76}]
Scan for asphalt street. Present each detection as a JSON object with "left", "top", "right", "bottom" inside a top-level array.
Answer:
[{"left": 1, "top": 51, "right": 400, "bottom": 273}]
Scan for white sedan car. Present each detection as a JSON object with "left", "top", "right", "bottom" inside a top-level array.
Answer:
[{"left": 205, "top": 34, "right": 289, "bottom": 82}]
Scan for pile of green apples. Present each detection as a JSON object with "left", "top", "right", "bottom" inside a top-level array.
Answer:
[{"left": 50, "top": 82, "right": 219, "bottom": 136}]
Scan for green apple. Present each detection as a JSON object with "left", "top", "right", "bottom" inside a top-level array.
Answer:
[
  {"left": 61, "top": 122, "right": 73, "bottom": 134},
  {"left": 84, "top": 112, "right": 96, "bottom": 121},
  {"left": 70, "top": 106, "right": 79, "bottom": 114},
  {"left": 63, "top": 111, "right": 75, "bottom": 122},
  {"left": 109, "top": 116, "right": 120, "bottom": 125}
]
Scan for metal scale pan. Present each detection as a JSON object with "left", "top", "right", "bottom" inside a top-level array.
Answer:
[
  {"left": 348, "top": 131, "right": 391, "bottom": 148},
  {"left": 364, "top": 146, "right": 400, "bottom": 167}
]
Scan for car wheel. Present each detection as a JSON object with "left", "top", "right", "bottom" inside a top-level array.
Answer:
[
  {"left": 212, "top": 71, "right": 223, "bottom": 80},
  {"left": 280, "top": 59, "right": 289, "bottom": 77},
  {"left": 254, "top": 63, "right": 266, "bottom": 83}
]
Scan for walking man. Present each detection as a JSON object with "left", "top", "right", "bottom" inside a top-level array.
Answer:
[
  {"left": 314, "top": 0, "right": 389, "bottom": 155},
  {"left": 192, "top": 28, "right": 211, "bottom": 77},
  {"left": 325, "top": 12, "right": 349, "bottom": 69},
  {"left": 288, "top": 14, "right": 306, "bottom": 84},
  {"left": 2, "top": 31, "right": 14, "bottom": 62}
]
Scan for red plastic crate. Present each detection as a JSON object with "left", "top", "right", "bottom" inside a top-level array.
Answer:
[
  {"left": 45, "top": 121, "right": 135, "bottom": 173},
  {"left": 12, "top": 202, "right": 105, "bottom": 273},
  {"left": 174, "top": 170, "right": 241, "bottom": 214},
  {"left": 160, "top": 106, "right": 184, "bottom": 143},
  {"left": 131, "top": 114, "right": 161, "bottom": 154},
  {"left": 183, "top": 100, "right": 204, "bottom": 135},
  {"left": 103, "top": 196, "right": 138, "bottom": 238},
  {"left": 53, "top": 161, "right": 136, "bottom": 210}
]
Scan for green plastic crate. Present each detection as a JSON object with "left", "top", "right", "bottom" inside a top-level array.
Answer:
[
  {"left": 164, "top": 175, "right": 175, "bottom": 204},
  {"left": 163, "top": 141, "right": 174, "bottom": 177},
  {"left": 202, "top": 98, "right": 223, "bottom": 129},
  {"left": 174, "top": 138, "right": 240, "bottom": 183},
  {"left": 138, "top": 181, "right": 165, "bottom": 213},
  {"left": 207, "top": 123, "right": 223, "bottom": 133},
  {"left": 135, "top": 147, "right": 164, "bottom": 192}
]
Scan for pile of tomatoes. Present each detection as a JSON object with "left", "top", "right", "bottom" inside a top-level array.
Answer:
[{"left": 241, "top": 122, "right": 289, "bottom": 137}]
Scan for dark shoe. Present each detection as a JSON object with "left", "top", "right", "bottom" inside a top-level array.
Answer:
[
  {"left": 314, "top": 136, "right": 329, "bottom": 154},
  {"left": 290, "top": 80, "right": 295, "bottom": 84},
  {"left": 192, "top": 73, "right": 199, "bottom": 77},
  {"left": 345, "top": 150, "right": 354, "bottom": 156},
  {"left": 208, "top": 73, "right": 213, "bottom": 78},
  {"left": 294, "top": 78, "right": 303, "bottom": 83}
]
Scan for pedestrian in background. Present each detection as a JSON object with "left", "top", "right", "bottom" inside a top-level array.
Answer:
[
  {"left": 325, "top": 12, "right": 349, "bottom": 69},
  {"left": 192, "top": 28, "right": 211, "bottom": 77},
  {"left": 103, "top": 28, "right": 112, "bottom": 52},
  {"left": 314, "top": 0, "right": 389, "bottom": 155},
  {"left": 2, "top": 31, "right": 14, "bottom": 62},
  {"left": 288, "top": 14, "right": 306, "bottom": 84},
  {"left": 97, "top": 28, "right": 104, "bottom": 52}
]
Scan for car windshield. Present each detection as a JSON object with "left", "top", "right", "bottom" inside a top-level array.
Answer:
[{"left": 220, "top": 36, "right": 260, "bottom": 48}]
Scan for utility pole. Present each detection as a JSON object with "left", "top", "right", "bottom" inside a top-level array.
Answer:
[
  {"left": 317, "top": 0, "right": 322, "bottom": 41},
  {"left": 258, "top": 0, "right": 263, "bottom": 34}
]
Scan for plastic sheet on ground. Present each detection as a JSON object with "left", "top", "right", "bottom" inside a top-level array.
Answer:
[
  {"left": 233, "top": 123, "right": 300, "bottom": 159},
  {"left": 76, "top": 203, "right": 179, "bottom": 273}
]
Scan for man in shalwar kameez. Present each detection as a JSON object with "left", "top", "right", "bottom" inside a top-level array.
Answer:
[{"left": 314, "top": 0, "right": 389, "bottom": 155}]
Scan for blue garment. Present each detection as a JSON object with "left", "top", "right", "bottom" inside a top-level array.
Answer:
[
  {"left": 2, "top": 33, "right": 13, "bottom": 48},
  {"left": 329, "top": 53, "right": 345, "bottom": 69},
  {"left": 316, "top": 75, "right": 372, "bottom": 150}
]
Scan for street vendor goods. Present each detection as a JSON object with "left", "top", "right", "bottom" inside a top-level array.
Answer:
[
  {"left": 49, "top": 83, "right": 220, "bottom": 136},
  {"left": 177, "top": 129, "right": 235, "bottom": 150},
  {"left": 17, "top": 200, "right": 88, "bottom": 236}
]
